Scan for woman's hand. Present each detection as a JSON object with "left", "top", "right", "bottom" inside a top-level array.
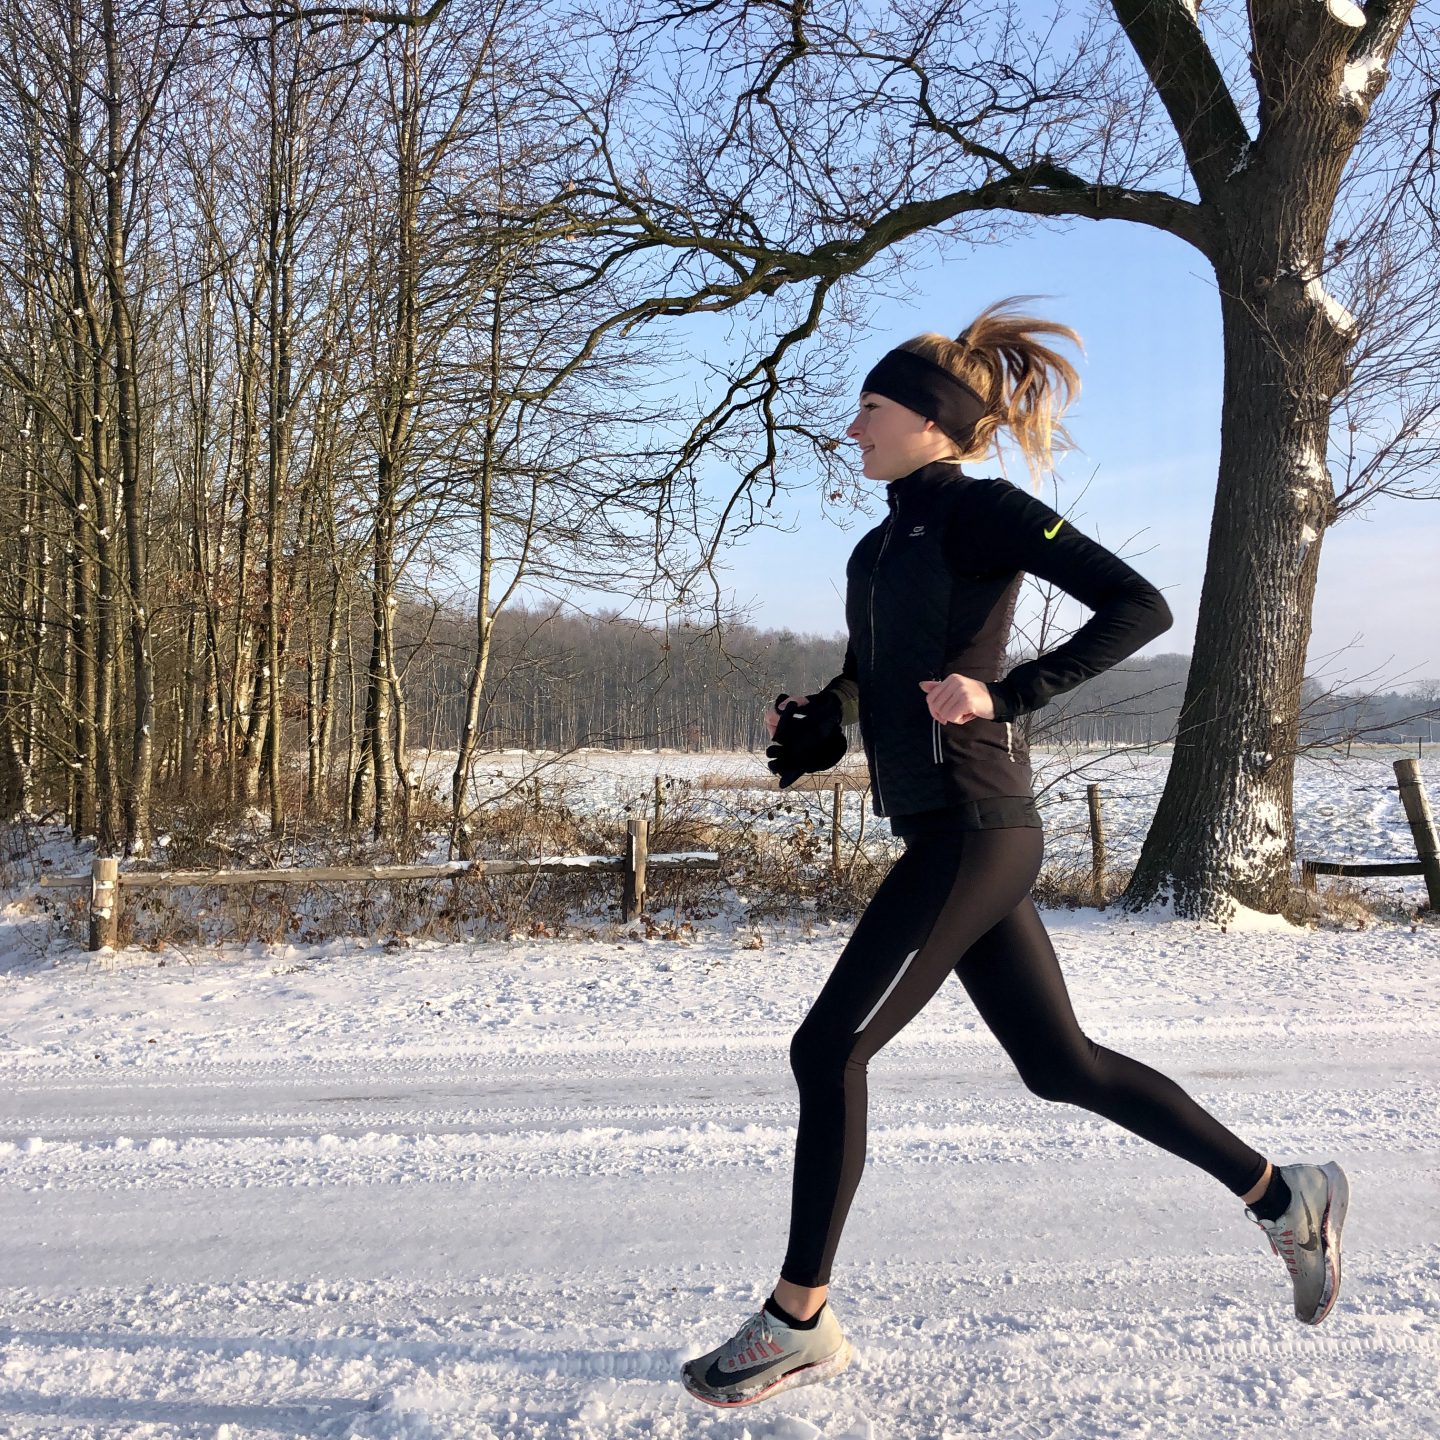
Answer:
[
  {"left": 766, "top": 693, "right": 810, "bottom": 738},
  {"left": 919, "top": 674, "right": 995, "bottom": 725}
]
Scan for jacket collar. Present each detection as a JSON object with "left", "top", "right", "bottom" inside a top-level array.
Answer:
[{"left": 886, "top": 459, "right": 969, "bottom": 508}]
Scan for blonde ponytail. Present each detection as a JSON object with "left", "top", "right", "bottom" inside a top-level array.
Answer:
[{"left": 899, "top": 295, "right": 1084, "bottom": 489}]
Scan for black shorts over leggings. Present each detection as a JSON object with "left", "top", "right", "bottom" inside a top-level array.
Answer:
[{"left": 780, "top": 820, "right": 1268, "bottom": 1288}]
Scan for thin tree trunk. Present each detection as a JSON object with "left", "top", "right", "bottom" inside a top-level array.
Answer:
[
  {"left": 360, "top": 497, "right": 395, "bottom": 837},
  {"left": 226, "top": 294, "right": 262, "bottom": 803},
  {"left": 102, "top": 0, "right": 153, "bottom": 856}
]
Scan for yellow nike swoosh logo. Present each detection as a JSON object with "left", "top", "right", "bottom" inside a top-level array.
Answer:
[{"left": 1043, "top": 519, "right": 1064, "bottom": 539}]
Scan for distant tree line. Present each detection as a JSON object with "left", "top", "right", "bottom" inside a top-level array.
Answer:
[{"left": 389, "top": 599, "right": 1438, "bottom": 756}]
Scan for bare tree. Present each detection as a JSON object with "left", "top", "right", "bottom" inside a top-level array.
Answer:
[{"left": 506, "top": 0, "right": 1439, "bottom": 919}]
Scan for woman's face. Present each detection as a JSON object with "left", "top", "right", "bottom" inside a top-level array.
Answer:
[{"left": 846, "top": 392, "right": 954, "bottom": 481}]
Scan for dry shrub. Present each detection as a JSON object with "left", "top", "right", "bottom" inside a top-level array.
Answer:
[
  {"left": 1032, "top": 861, "right": 1130, "bottom": 910},
  {"left": 85, "top": 775, "right": 702, "bottom": 952},
  {"left": 677, "top": 780, "right": 896, "bottom": 923},
  {"left": 149, "top": 770, "right": 369, "bottom": 871},
  {"left": 1287, "top": 876, "right": 1430, "bottom": 929},
  {"left": 463, "top": 783, "right": 607, "bottom": 857}
]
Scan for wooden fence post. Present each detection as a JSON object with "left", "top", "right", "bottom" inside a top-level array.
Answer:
[
  {"left": 831, "top": 782, "right": 842, "bottom": 875},
  {"left": 622, "top": 818, "right": 648, "bottom": 921},
  {"left": 1393, "top": 759, "right": 1440, "bottom": 910},
  {"left": 1087, "top": 784, "right": 1105, "bottom": 907},
  {"left": 849, "top": 787, "right": 867, "bottom": 878},
  {"left": 89, "top": 856, "right": 120, "bottom": 951}
]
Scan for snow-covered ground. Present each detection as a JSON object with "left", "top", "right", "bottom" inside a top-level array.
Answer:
[{"left": 0, "top": 748, "right": 1437, "bottom": 1438}]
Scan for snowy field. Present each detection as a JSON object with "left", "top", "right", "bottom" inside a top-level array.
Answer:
[{"left": 1, "top": 747, "right": 1437, "bottom": 1438}]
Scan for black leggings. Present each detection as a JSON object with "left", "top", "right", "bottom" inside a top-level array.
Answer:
[{"left": 780, "top": 824, "right": 1268, "bottom": 1288}]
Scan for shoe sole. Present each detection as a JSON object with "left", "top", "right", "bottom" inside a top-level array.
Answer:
[
  {"left": 1303, "top": 1161, "right": 1349, "bottom": 1326},
  {"left": 681, "top": 1339, "right": 853, "bottom": 1408}
]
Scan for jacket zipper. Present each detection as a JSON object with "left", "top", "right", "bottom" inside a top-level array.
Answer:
[{"left": 867, "top": 493, "right": 898, "bottom": 813}]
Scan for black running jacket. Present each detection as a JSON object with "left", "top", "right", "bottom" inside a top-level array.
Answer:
[{"left": 818, "top": 462, "right": 1173, "bottom": 824}]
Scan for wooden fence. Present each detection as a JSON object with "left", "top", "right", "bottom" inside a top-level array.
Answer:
[
  {"left": 1301, "top": 758, "right": 1440, "bottom": 908},
  {"left": 39, "top": 819, "right": 717, "bottom": 951},
  {"left": 36, "top": 759, "right": 1439, "bottom": 950}
]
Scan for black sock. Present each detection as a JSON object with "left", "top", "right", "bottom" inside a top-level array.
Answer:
[
  {"left": 1247, "top": 1166, "right": 1292, "bottom": 1222},
  {"left": 765, "top": 1293, "right": 822, "bottom": 1330}
]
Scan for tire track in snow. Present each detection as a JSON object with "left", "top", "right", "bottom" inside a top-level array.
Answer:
[
  {"left": 4, "top": 1009, "right": 1437, "bottom": 1083},
  {"left": 2, "top": 1085, "right": 1431, "bottom": 1194}
]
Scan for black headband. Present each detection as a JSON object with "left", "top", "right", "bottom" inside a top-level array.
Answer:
[{"left": 860, "top": 348, "right": 988, "bottom": 445}]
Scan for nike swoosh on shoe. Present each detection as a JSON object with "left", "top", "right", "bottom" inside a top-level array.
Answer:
[{"left": 701, "top": 1357, "right": 792, "bottom": 1390}]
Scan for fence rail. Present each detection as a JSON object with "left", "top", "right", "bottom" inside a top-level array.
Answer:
[
  {"left": 1300, "top": 758, "right": 1440, "bottom": 909},
  {"left": 39, "top": 819, "right": 717, "bottom": 950},
  {"left": 1300, "top": 860, "right": 1425, "bottom": 878}
]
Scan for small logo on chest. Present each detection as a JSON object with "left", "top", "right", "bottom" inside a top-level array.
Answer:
[{"left": 909, "top": 524, "right": 926, "bottom": 537}]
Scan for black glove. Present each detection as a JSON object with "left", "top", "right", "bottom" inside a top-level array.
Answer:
[{"left": 766, "top": 690, "right": 847, "bottom": 788}]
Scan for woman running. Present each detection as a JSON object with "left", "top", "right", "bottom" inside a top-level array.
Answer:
[{"left": 681, "top": 297, "right": 1349, "bottom": 1410}]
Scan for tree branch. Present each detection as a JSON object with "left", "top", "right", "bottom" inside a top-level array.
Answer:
[{"left": 1107, "top": 0, "right": 1252, "bottom": 198}]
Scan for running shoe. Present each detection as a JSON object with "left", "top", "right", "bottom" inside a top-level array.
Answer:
[
  {"left": 681, "top": 1299, "right": 852, "bottom": 1408},
  {"left": 1246, "top": 1160, "right": 1349, "bottom": 1324}
]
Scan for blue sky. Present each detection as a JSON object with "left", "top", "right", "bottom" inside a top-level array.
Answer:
[
  {"left": 512, "top": 215, "right": 1437, "bottom": 695},
  {"left": 690, "top": 217, "right": 1439, "bottom": 695}
]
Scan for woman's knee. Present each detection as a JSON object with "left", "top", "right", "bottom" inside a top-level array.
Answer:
[
  {"left": 1015, "top": 1039, "right": 1102, "bottom": 1104},
  {"left": 790, "top": 1021, "right": 854, "bottom": 1088}
]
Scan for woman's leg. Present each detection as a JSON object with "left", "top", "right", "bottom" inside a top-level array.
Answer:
[
  {"left": 952, "top": 896, "right": 1269, "bottom": 1195},
  {"left": 780, "top": 826, "right": 1044, "bottom": 1289}
]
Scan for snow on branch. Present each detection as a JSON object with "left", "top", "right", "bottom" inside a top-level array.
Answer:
[
  {"left": 1279, "top": 248, "right": 1360, "bottom": 336},
  {"left": 1306, "top": 278, "right": 1359, "bottom": 335},
  {"left": 1321, "top": 0, "right": 1367, "bottom": 28},
  {"left": 1340, "top": 55, "right": 1388, "bottom": 105},
  {"left": 1332, "top": 0, "right": 1411, "bottom": 115}
]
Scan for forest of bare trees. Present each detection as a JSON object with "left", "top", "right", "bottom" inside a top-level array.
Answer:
[
  {"left": 376, "top": 600, "right": 1195, "bottom": 755},
  {"left": 0, "top": 0, "right": 688, "bottom": 854}
]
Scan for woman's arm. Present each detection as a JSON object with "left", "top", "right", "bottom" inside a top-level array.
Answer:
[
  {"left": 815, "top": 642, "right": 860, "bottom": 727},
  {"left": 954, "top": 479, "right": 1173, "bottom": 722}
]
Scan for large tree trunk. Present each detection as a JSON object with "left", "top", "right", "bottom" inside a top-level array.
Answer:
[{"left": 1124, "top": 181, "right": 1355, "bottom": 920}]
